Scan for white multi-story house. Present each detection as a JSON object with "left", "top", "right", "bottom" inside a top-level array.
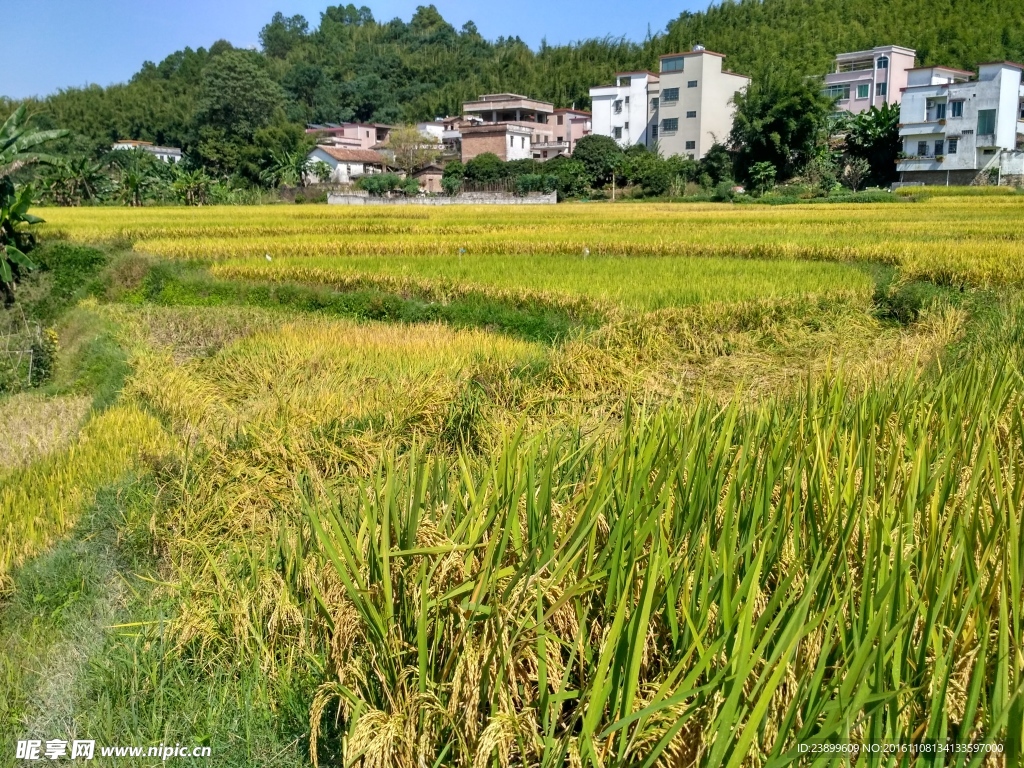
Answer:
[
  {"left": 589, "top": 48, "right": 749, "bottom": 160},
  {"left": 896, "top": 62, "right": 1024, "bottom": 186},
  {"left": 823, "top": 45, "right": 916, "bottom": 113},
  {"left": 590, "top": 71, "right": 660, "bottom": 151}
]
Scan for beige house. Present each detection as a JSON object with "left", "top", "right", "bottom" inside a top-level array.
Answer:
[
  {"left": 655, "top": 49, "right": 750, "bottom": 160},
  {"left": 589, "top": 48, "right": 748, "bottom": 160},
  {"left": 411, "top": 163, "right": 445, "bottom": 193}
]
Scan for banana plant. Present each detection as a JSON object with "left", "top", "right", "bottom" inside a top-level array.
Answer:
[
  {"left": 0, "top": 181, "right": 42, "bottom": 296},
  {"left": 0, "top": 105, "right": 68, "bottom": 180}
]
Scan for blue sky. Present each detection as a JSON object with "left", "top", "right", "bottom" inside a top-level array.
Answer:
[{"left": 1, "top": 0, "right": 702, "bottom": 99}]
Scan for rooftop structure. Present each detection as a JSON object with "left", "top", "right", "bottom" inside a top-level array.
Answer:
[{"left": 823, "top": 45, "right": 916, "bottom": 113}]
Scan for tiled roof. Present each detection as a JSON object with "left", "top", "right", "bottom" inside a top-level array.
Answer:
[{"left": 314, "top": 147, "right": 387, "bottom": 164}]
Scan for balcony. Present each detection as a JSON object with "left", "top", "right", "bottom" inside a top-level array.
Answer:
[
  {"left": 897, "top": 155, "right": 944, "bottom": 171},
  {"left": 899, "top": 121, "right": 945, "bottom": 136},
  {"left": 976, "top": 134, "right": 998, "bottom": 148}
]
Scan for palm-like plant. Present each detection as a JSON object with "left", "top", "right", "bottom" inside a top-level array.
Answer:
[
  {"left": 0, "top": 106, "right": 67, "bottom": 304},
  {"left": 0, "top": 180, "right": 42, "bottom": 304},
  {"left": 260, "top": 149, "right": 311, "bottom": 188},
  {"left": 0, "top": 105, "right": 67, "bottom": 181},
  {"left": 43, "top": 156, "right": 109, "bottom": 206},
  {"left": 112, "top": 149, "right": 161, "bottom": 207}
]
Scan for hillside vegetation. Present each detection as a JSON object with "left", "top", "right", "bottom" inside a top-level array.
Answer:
[{"left": 4, "top": 0, "right": 1024, "bottom": 159}]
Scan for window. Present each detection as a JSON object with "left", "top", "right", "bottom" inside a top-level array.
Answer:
[
  {"left": 977, "top": 108, "right": 996, "bottom": 134},
  {"left": 935, "top": 102, "right": 946, "bottom": 120},
  {"left": 687, "top": 80, "right": 698, "bottom": 88},
  {"left": 365, "top": 131, "right": 370, "bottom": 137},
  {"left": 619, "top": 76, "right": 631, "bottom": 86},
  {"left": 557, "top": 115, "right": 564, "bottom": 125},
  {"left": 947, "top": 138, "right": 958, "bottom": 154},
  {"left": 661, "top": 118, "right": 678, "bottom": 132},
  {"left": 521, "top": 137, "right": 526, "bottom": 148},
  {"left": 687, "top": 154, "right": 695, "bottom": 160},
  {"left": 661, "top": 56, "right": 684, "bottom": 73},
  {"left": 857, "top": 83, "right": 870, "bottom": 99},
  {"left": 542, "top": 151, "right": 548, "bottom": 158},
  {"left": 950, "top": 101, "right": 964, "bottom": 118},
  {"left": 624, "top": 122, "right": 629, "bottom": 129},
  {"left": 510, "top": 136, "right": 514, "bottom": 146},
  {"left": 651, "top": 125, "right": 658, "bottom": 138},
  {"left": 625, "top": 96, "right": 630, "bottom": 104},
  {"left": 557, "top": 135, "right": 563, "bottom": 142},
  {"left": 651, "top": 98, "right": 659, "bottom": 109},
  {"left": 824, "top": 84, "right": 851, "bottom": 100},
  {"left": 877, "top": 56, "right": 889, "bottom": 69},
  {"left": 876, "top": 82, "right": 887, "bottom": 97},
  {"left": 686, "top": 110, "right": 697, "bottom": 118},
  {"left": 934, "top": 139, "right": 944, "bottom": 156},
  {"left": 685, "top": 140, "right": 696, "bottom": 150},
  {"left": 1019, "top": 101, "right": 1024, "bottom": 119},
  {"left": 613, "top": 127, "right": 623, "bottom": 139},
  {"left": 613, "top": 100, "right": 623, "bottom": 114},
  {"left": 662, "top": 87, "right": 680, "bottom": 102},
  {"left": 917, "top": 140, "right": 928, "bottom": 156}
]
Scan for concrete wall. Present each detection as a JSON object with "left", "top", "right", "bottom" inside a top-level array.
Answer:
[{"left": 328, "top": 191, "right": 557, "bottom": 206}]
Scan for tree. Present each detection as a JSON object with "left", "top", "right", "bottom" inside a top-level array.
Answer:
[
  {"left": 697, "top": 143, "right": 733, "bottom": 187},
  {"left": 42, "top": 156, "right": 108, "bottom": 206},
  {"left": 171, "top": 167, "right": 213, "bottom": 205},
  {"left": 259, "top": 12, "right": 309, "bottom": 59},
  {"left": 730, "top": 71, "right": 833, "bottom": 183},
  {"left": 111, "top": 149, "right": 162, "bottom": 206},
  {"left": 260, "top": 150, "right": 310, "bottom": 188},
  {"left": 841, "top": 157, "right": 871, "bottom": 191},
  {"left": 193, "top": 51, "right": 284, "bottom": 140},
  {"left": 386, "top": 125, "right": 441, "bottom": 176},
  {"left": 845, "top": 102, "right": 901, "bottom": 188},
  {"left": 571, "top": 134, "right": 623, "bottom": 188},
  {"left": 748, "top": 161, "right": 777, "bottom": 195},
  {"left": 463, "top": 153, "right": 506, "bottom": 184}
]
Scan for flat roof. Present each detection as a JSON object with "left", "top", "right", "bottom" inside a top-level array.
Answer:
[
  {"left": 907, "top": 65, "right": 974, "bottom": 75},
  {"left": 977, "top": 61, "right": 1024, "bottom": 70},
  {"left": 615, "top": 70, "right": 659, "bottom": 77},
  {"left": 660, "top": 50, "right": 726, "bottom": 59},
  {"left": 835, "top": 45, "right": 916, "bottom": 58},
  {"left": 551, "top": 108, "right": 592, "bottom": 115}
]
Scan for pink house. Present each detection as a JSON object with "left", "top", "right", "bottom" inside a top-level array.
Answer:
[
  {"left": 534, "top": 108, "right": 592, "bottom": 159},
  {"left": 304, "top": 123, "right": 391, "bottom": 150},
  {"left": 823, "top": 45, "right": 916, "bottom": 113}
]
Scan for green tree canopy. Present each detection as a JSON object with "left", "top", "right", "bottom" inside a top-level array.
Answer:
[
  {"left": 193, "top": 50, "right": 284, "bottom": 139},
  {"left": 729, "top": 71, "right": 833, "bottom": 183}
]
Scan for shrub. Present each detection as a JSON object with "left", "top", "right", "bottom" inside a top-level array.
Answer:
[{"left": 356, "top": 173, "right": 402, "bottom": 196}]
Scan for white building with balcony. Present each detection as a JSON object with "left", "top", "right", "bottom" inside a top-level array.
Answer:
[
  {"left": 824, "top": 45, "right": 916, "bottom": 113},
  {"left": 896, "top": 62, "right": 1024, "bottom": 186},
  {"left": 590, "top": 71, "right": 660, "bottom": 151},
  {"left": 589, "top": 49, "right": 749, "bottom": 160}
]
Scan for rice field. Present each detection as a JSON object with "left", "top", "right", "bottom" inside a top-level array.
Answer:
[{"left": 4, "top": 197, "right": 1024, "bottom": 767}]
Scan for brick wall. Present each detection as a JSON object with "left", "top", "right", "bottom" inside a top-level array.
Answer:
[{"left": 461, "top": 132, "right": 509, "bottom": 162}]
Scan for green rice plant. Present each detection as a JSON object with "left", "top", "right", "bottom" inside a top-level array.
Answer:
[
  {"left": 293, "top": 358, "right": 1024, "bottom": 766},
  {"left": 0, "top": 404, "right": 168, "bottom": 582}
]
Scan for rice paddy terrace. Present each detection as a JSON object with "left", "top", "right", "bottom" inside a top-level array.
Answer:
[{"left": 2, "top": 195, "right": 1023, "bottom": 767}]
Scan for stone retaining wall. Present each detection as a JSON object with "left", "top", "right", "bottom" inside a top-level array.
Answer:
[{"left": 328, "top": 191, "right": 557, "bottom": 205}]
